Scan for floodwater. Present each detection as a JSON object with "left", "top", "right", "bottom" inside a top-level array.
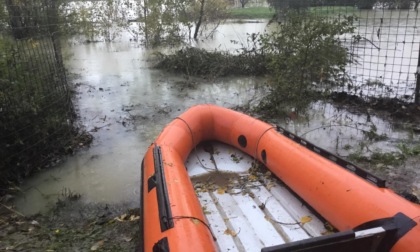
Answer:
[
  {"left": 15, "top": 17, "right": 420, "bottom": 215},
  {"left": 346, "top": 9, "right": 420, "bottom": 100}
]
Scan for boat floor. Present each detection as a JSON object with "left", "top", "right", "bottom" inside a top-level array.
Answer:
[{"left": 185, "top": 141, "right": 331, "bottom": 252}]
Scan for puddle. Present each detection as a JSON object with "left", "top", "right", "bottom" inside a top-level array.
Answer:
[{"left": 191, "top": 172, "right": 243, "bottom": 189}]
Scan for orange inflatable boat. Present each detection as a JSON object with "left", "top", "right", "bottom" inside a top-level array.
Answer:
[{"left": 140, "top": 104, "right": 420, "bottom": 252}]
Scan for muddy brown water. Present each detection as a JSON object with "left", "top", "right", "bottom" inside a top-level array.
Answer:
[{"left": 14, "top": 19, "right": 420, "bottom": 215}]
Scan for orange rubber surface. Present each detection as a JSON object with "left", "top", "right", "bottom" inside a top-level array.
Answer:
[{"left": 142, "top": 104, "right": 420, "bottom": 252}]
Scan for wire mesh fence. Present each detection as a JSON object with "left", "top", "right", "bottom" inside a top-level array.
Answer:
[
  {"left": 0, "top": 0, "right": 76, "bottom": 189},
  {"left": 307, "top": 4, "right": 420, "bottom": 103}
]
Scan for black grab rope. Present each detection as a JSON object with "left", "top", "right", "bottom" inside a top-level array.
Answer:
[
  {"left": 255, "top": 126, "right": 276, "bottom": 163},
  {"left": 176, "top": 117, "right": 217, "bottom": 171},
  {"left": 171, "top": 216, "right": 217, "bottom": 241}
]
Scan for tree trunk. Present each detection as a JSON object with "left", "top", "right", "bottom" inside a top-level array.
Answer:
[
  {"left": 193, "top": 0, "right": 205, "bottom": 40},
  {"left": 143, "top": 0, "right": 149, "bottom": 47},
  {"left": 5, "top": 0, "right": 25, "bottom": 39}
]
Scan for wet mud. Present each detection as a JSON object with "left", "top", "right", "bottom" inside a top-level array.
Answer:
[{"left": 0, "top": 200, "right": 140, "bottom": 251}]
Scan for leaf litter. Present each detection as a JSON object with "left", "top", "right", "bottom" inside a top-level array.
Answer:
[{"left": 192, "top": 161, "right": 277, "bottom": 197}]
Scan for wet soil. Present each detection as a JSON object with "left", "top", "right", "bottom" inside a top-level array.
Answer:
[
  {"left": 330, "top": 92, "right": 420, "bottom": 201},
  {"left": 330, "top": 92, "right": 420, "bottom": 126},
  {"left": 0, "top": 199, "right": 140, "bottom": 251}
]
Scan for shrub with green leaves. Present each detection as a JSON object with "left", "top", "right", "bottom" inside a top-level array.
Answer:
[{"left": 256, "top": 11, "right": 356, "bottom": 116}]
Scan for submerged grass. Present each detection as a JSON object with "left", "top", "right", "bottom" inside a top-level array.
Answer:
[{"left": 348, "top": 144, "right": 420, "bottom": 168}]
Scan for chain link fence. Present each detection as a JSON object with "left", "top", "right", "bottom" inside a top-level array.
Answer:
[
  {"left": 0, "top": 0, "right": 76, "bottom": 191},
  {"left": 309, "top": 5, "right": 420, "bottom": 103}
]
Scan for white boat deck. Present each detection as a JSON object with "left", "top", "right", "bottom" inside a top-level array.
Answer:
[{"left": 186, "top": 141, "right": 331, "bottom": 252}]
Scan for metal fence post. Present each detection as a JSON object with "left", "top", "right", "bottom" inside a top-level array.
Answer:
[{"left": 416, "top": 43, "right": 420, "bottom": 104}]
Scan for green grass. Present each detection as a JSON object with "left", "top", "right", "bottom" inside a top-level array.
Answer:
[
  {"left": 309, "top": 6, "right": 358, "bottom": 16},
  {"left": 228, "top": 6, "right": 357, "bottom": 20},
  {"left": 228, "top": 7, "right": 276, "bottom": 19}
]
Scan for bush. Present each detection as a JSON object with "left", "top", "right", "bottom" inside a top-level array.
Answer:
[
  {"left": 256, "top": 11, "right": 356, "bottom": 116},
  {"left": 155, "top": 11, "right": 356, "bottom": 118},
  {"left": 155, "top": 45, "right": 267, "bottom": 77}
]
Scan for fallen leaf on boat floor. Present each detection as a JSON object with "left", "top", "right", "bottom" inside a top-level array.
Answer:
[
  {"left": 322, "top": 222, "right": 336, "bottom": 234},
  {"left": 267, "top": 182, "right": 275, "bottom": 190},
  {"left": 202, "top": 205, "right": 211, "bottom": 215},
  {"left": 217, "top": 188, "right": 226, "bottom": 195},
  {"left": 224, "top": 228, "right": 237, "bottom": 237},
  {"left": 321, "top": 230, "right": 335, "bottom": 235},
  {"left": 230, "top": 154, "right": 243, "bottom": 163},
  {"left": 300, "top": 216, "right": 312, "bottom": 225},
  {"left": 248, "top": 174, "right": 258, "bottom": 181}
]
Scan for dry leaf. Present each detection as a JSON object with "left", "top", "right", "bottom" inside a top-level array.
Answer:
[
  {"left": 324, "top": 222, "right": 335, "bottom": 232},
  {"left": 115, "top": 214, "right": 129, "bottom": 222},
  {"left": 321, "top": 230, "right": 335, "bottom": 235},
  {"left": 123, "top": 236, "right": 133, "bottom": 242},
  {"left": 300, "top": 216, "right": 312, "bottom": 225},
  {"left": 224, "top": 228, "right": 237, "bottom": 237},
  {"left": 90, "top": 240, "right": 105, "bottom": 251},
  {"left": 191, "top": 218, "right": 200, "bottom": 225},
  {"left": 248, "top": 175, "right": 258, "bottom": 181},
  {"left": 217, "top": 188, "right": 225, "bottom": 195},
  {"left": 129, "top": 215, "right": 140, "bottom": 221},
  {"left": 202, "top": 206, "right": 211, "bottom": 214}
]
